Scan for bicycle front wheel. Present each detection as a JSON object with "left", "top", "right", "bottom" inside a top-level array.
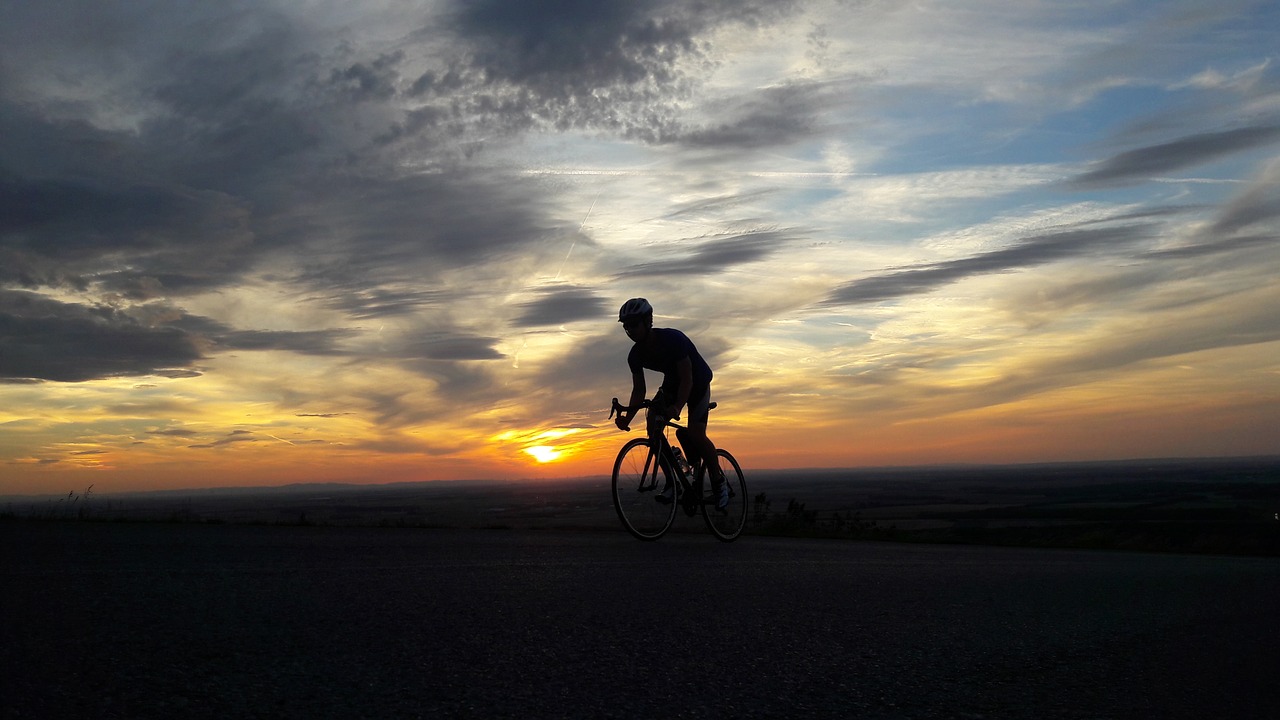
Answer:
[
  {"left": 702, "top": 449, "right": 747, "bottom": 542},
  {"left": 612, "top": 438, "right": 677, "bottom": 541}
]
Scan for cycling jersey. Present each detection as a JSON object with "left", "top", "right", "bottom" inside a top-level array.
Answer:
[{"left": 627, "top": 327, "right": 712, "bottom": 403}]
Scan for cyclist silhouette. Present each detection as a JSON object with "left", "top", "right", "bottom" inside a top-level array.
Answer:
[{"left": 614, "top": 298, "right": 728, "bottom": 509}]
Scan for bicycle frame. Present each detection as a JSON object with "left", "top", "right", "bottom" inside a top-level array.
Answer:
[
  {"left": 611, "top": 398, "right": 709, "bottom": 508},
  {"left": 609, "top": 397, "right": 747, "bottom": 542},
  {"left": 611, "top": 397, "right": 747, "bottom": 538}
]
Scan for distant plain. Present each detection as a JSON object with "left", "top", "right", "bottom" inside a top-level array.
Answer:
[{"left": 8, "top": 457, "right": 1277, "bottom": 555}]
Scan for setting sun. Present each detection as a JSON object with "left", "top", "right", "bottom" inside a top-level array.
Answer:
[{"left": 525, "top": 446, "right": 562, "bottom": 464}]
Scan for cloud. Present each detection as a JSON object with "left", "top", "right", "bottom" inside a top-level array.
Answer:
[
  {"left": 441, "top": 0, "right": 801, "bottom": 142},
  {"left": 0, "top": 290, "right": 203, "bottom": 382},
  {"left": 397, "top": 333, "right": 504, "bottom": 362},
  {"left": 821, "top": 223, "right": 1156, "bottom": 307},
  {"left": 0, "top": 171, "right": 253, "bottom": 292},
  {"left": 673, "top": 81, "right": 835, "bottom": 149},
  {"left": 1207, "top": 156, "right": 1280, "bottom": 235},
  {"left": 188, "top": 430, "right": 259, "bottom": 450},
  {"left": 618, "top": 229, "right": 794, "bottom": 277},
  {"left": 148, "top": 427, "right": 199, "bottom": 438},
  {"left": 526, "top": 330, "right": 637, "bottom": 414},
  {"left": 0, "top": 290, "right": 359, "bottom": 382},
  {"left": 981, "top": 285, "right": 1280, "bottom": 408},
  {"left": 512, "top": 286, "right": 610, "bottom": 327},
  {"left": 1070, "top": 125, "right": 1280, "bottom": 187}
]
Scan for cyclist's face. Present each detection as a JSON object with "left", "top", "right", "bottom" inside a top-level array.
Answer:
[{"left": 622, "top": 318, "right": 649, "bottom": 342}]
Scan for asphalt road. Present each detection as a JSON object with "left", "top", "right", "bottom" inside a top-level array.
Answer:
[{"left": 4, "top": 521, "right": 1278, "bottom": 719}]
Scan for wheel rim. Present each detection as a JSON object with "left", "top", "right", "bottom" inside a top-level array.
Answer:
[
  {"left": 612, "top": 439, "right": 677, "bottom": 540},
  {"left": 702, "top": 450, "right": 747, "bottom": 541}
]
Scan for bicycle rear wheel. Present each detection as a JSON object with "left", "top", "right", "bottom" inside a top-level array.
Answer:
[
  {"left": 612, "top": 438, "right": 678, "bottom": 541},
  {"left": 701, "top": 449, "right": 747, "bottom": 542}
]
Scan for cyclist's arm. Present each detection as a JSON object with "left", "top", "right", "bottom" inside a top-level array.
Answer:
[
  {"left": 669, "top": 357, "right": 692, "bottom": 418},
  {"left": 617, "top": 369, "right": 646, "bottom": 430}
]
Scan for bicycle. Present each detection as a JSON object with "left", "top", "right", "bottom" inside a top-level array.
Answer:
[{"left": 608, "top": 397, "right": 747, "bottom": 542}]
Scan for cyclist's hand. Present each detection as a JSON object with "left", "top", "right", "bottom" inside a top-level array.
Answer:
[
  {"left": 664, "top": 404, "right": 681, "bottom": 420},
  {"left": 615, "top": 415, "right": 631, "bottom": 432}
]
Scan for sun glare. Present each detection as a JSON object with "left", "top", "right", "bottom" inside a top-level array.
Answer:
[{"left": 525, "top": 446, "right": 562, "bottom": 463}]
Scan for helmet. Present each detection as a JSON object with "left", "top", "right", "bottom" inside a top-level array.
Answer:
[{"left": 617, "top": 297, "right": 653, "bottom": 322}]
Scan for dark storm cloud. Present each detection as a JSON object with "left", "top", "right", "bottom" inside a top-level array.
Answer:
[
  {"left": 454, "top": 0, "right": 695, "bottom": 87},
  {"left": 821, "top": 224, "right": 1156, "bottom": 307},
  {"left": 0, "top": 290, "right": 356, "bottom": 382},
  {"left": 450, "top": 0, "right": 783, "bottom": 92},
  {"left": 130, "top": 16, "right": 333, "bottom": 192},
  {"left": 618, "top": 229, "right": 792, "bottom": 277},
  {"left": 1069, "top": 125, "right": 1280, "bottom": 187},
  {"left": 326, "top": 52, "right": 406, "bottom": 103},
  {"left": 512, "top": 287, "right": 609, "bottom": 327},
  {"left": 0, "top": 87, "right": 261, "bottom": 310},
  {"left": 0, "top": 174, "right": 253, "bottom": 290},
  {"left": 0, "top": 290, "right": 203, "bottom": 382},
  {"left": 0, "top": 94, "right": 140, "bottom": 184},
  {"left": 443, "top": 0, "right": 800, "bottom": 143}
]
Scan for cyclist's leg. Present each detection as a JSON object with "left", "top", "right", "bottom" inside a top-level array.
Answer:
[
  {"left": 646, "top": 389, "right": 669, "bottom": 442},
  {"left": 679, "top": 387, "right": 723, "bottom": 487},
  {"left": 647, "top": 390, "right": 677, "bottom": 498}
]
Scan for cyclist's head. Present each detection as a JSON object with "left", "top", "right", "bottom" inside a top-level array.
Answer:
[
  {"left": 618, "top": 297, "right": 653, "bottom": 324},
  {"left": 618, "top": 297, "right": 653, "bottom": 339}
]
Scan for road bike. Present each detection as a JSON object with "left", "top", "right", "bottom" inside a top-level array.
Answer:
[{"left": 608, "top": 397, "right": 747, "bottom": 542}]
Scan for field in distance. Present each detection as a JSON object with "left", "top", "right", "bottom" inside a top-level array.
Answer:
[{"left": 6, "top": 456, "right": 1278, "bottom": 556}]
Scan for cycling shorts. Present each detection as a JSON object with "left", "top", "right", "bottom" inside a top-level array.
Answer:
[
  {"left": 685, "top": 386, "right": 711, "bottom": 426},
  {"left": 652, "top": 386, "right": 711, "bottom": 426}
]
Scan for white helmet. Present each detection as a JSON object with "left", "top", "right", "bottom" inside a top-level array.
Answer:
[{"left": 617, "top": 297, "right": 653, "bottom": 322}]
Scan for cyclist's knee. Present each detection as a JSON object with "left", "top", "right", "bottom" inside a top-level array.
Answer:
[{"left": 685, "top": 422, "right": 710, "bottom": 444}]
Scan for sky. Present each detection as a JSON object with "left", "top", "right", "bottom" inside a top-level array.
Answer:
[{"left": 2, "top": 0, "right": 1279, "bottom": 495}]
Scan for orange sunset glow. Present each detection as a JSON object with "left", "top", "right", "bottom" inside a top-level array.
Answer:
[{"left": 3, "top": 2, "right": 1279, "bottom": 496}]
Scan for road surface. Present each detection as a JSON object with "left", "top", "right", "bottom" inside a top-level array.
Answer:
[{"left": 4, "top": 521, "right": 1278, "bottom": 718}]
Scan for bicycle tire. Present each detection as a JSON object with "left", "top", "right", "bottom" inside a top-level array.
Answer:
[
  {"left": 612, "top": 438, "right": 678, "bottom": 541},
  {"left": 701, "top": 449, "right": 747, "bottom": 542}
]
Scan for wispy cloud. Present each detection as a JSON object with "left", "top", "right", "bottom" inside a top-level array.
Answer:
[
  {"left": 820, "top": 223, "right": 1156, "bottom": 307},
  {"left": 618, "top": 229, "right": 795, "bottom": 277},
  {"left": 1070, "top": 125, "right": 1280, "bottom": 187}
]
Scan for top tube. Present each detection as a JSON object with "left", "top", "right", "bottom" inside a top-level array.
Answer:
[{"left": 609, "top": 397, "right": 717, "bottom": 430}]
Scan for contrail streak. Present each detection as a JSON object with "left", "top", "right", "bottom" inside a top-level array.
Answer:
[{"left": 554, "top": 190, "right": 601, "bottom": 281}]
